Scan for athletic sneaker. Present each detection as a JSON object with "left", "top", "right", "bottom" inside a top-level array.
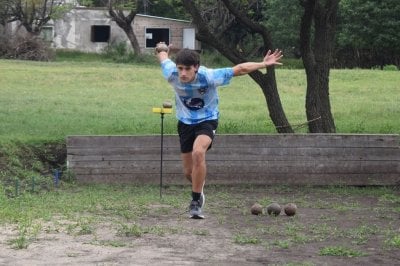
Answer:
[{"left": 189, "top": 200, "right": 204, "bottom": 219}]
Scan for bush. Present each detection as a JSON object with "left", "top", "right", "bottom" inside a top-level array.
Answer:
[
  {"left": 55, "top": 49, "right": 104, "bottom": 62},
  {"left": 103, "top": 42, "right": 135, "bottom": 63},
  {"left": 102, "top": 42, "right": 157, "bottom": 65},
  {"left": 382, "top": 65, "right": 399, "bottom": 71},
  {"left": 0, "top": 32, "right": 54, "bottom": 61},
  {"left": 280, "top": 58, "right": 304, "bottom": 69}
]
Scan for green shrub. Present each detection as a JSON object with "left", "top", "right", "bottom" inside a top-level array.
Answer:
[
  {"left": 383, "top": 65, "right": 399, "bottom": 71},
  {"left": 55, "top": 49, "right": 105, "bottom": 62},
  {"left": 280, "top": 58, "right": 304, "bottom": 69},
  {"left": 103, "top": 42, "right": 135, "bottom": 63},
  {"left": 199, "top": 50, "right": 232, "bottom": 67},
  {"left": 372, "top": 65, "right": 399, "bottom": 71}
]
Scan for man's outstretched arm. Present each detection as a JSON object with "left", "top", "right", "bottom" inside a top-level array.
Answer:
[{"left": 233, "top": 49, "right": 283, "bottom": 76}]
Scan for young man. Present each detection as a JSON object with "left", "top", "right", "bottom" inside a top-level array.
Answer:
[{"left": 155, "top": 42, "right": 283, "bottom": 219}]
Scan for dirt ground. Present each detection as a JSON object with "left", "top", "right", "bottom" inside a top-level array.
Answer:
[{"left": 0, "top": 185, "right": 399, "bottom": 266}]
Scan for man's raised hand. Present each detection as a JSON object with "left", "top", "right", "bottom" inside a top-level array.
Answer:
[
  {"left": 155, "top": 42, "right": 169, "bottom": 54},
  {"left": 264, "top": 49, "right": 283, "bottom": 67}
]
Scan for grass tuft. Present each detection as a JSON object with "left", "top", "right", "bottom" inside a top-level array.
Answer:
[
  {"left": 234, "top": 234, "right": 261, "bottom": 245},
  {"left": 319, "top": 245, "right": 366, "bottom": 257},
  {"left": 384, "top": 233, "right": 400, "bottom": 249}
]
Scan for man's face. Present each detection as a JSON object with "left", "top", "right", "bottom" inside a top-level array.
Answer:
[{"left": 177, "top": 64, "right": 199, "bottom": 83}]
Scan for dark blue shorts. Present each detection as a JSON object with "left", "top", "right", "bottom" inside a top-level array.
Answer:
[{"left": 177, "top": 120, "right": 218, "bottom": 153}]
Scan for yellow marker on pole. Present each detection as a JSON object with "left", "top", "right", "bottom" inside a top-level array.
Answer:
[
  {"left": 152, "top": 107, "right": 172, "bottom": 114},
  {"left": 153, "top": 101, "right": 173, "bottom": 199}
]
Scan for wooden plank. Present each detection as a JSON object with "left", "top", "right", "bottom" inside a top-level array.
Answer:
[
  {"left": 74, "top": 173, "right": 400, "bottom": 186},
  {"left": 67, "top": 146, "right": 399, "bottom": 159},
  {"left": 67, "top": 153, "right": 399, "bottom": 163},
  {"left": 208, "top": 173, "right": 400, "bottom": 186},
  {"left": 208, "top": 147, "right": 400, "bottom": 161},
  {"left": 68, "top": 160, "right": 399, "bottom": 175},
  {"left": 67, "top": 134, "right": 399, "bottom": 148},
  {"left": 67, "top": 147, "right": 180, "bottom": 156},
  {"left": 67, "top": 147, "right": 399, "bottom": 162},
  {"left": 213, "top": 134, "right": 399, "bottom": 148},
  {"left": 67, "top": 135, "right": 175, "bottom": 148}
]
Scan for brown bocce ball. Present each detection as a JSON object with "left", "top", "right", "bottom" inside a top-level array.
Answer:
[
  {"left": 163, "top": 101, "right": 172, "bottom": 108},
  {"left": 284, "top": 203, "right": 297, "bottom": 216},
  {"left": 266, "top": 203, "right": 281, "bottom": 216},
  {"left": 250, "top": 203, "right": 263, "bottom": 215}
]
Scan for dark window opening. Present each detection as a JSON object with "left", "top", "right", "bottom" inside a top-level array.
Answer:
[
  {"left": 40, "top": 26, "right": 53, "bottom": 42},
  {"left": 146, "top": 28, "right": 169, "bottom": 48},
  {"left": 91, "top": 25, "right": 110, "bottom": 42}
]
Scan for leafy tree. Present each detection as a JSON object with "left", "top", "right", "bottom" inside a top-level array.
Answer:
[
  {"left": 183, "top": 0, "right": 294, "bottom": 133},
  {"left": 78, "top": 0, "right": 188, "bottom": 19},
  {"left": 145, "top": 0, "right": 188, "bottom": 19},
  {"left": 1, "top": 0, "right": 56, "bottom": 61},
  {"left": 264, "top": 0, "right": 302, "bottom": 58},
  {"left": 8, "top": 0, "right": 72, "bottom": 35},
  {"left": 0, "top": 0, "right": 14, "bottom": 27},
  {"left": 336, "top": 0, "right": 400, "bottom": 68},
  {"left": 183, "top": 0, "right": 340, "bottom": 133},
  {"left": 78, "top": 0, "right": 106, "bottom": 6},
  {"left": 107, "top": 0, "right": 141, "bottom": 54}
]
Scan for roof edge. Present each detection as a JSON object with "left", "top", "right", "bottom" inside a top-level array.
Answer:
[{"left": 72, "top": 7, "right": 191, "bottom": 23}]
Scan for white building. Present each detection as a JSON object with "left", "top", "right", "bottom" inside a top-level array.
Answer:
[{"left": 10, "top": 7, "right": 199, "bottom": 53}]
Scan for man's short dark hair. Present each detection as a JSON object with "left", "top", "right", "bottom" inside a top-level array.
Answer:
[{"left": 175, "top": 48, "right": 200, "bottom": 66}]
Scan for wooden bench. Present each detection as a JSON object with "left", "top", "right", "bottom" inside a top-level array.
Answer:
[{"left": 66, "top": 134, "right": 400, "bottom": 186}]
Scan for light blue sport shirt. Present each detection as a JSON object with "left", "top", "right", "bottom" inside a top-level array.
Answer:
[{"left": 161, "top": 58, "right": 234, "bottom": 125}]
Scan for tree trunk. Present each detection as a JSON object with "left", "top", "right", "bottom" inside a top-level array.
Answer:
[
  {"left": 300, "top": 0, "right": 338, "bottom": 133},
  {"left": 11, "top": 0, "right": 52, "bottom": 35},
  {"left": 182, "top": 0, "right": 293, "bottom": 133},
  {"left": 249, "top": 69, "right": 293, "bottom": 132},
  {"left": 108, "top": 6, "right": 141, "bottom": 54},
  {"left": 121, "top": 24, "right": 141, "bottom": 54}
]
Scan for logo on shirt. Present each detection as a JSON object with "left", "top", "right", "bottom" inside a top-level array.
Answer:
[
  {"left": 182, "top": 97, "right": 204, "bottom": 110},
  {"left": 198, "top": 87, "right": 207, "bottom": 95}
]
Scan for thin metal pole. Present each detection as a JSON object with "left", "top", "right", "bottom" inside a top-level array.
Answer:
[{"left": 160, "top": 112, "right": 164, "bottom": 199}]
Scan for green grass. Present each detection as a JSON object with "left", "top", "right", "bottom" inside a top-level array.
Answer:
[
  {"left": 346, "top": 224, "right": 379, "bottom": 245},
  {"left": 55, "top": 49, "right": 109, "bottom": 63},
  {"left": 0, "top": 55, "right": 398, "bottom": 260},
  {"left": 0, "top": 184, "right": 165, "bottom": 224},
  {"left": 0, "top": 60, "right": 171, "bottom": 142},
  {"left": 233, "top": 233, "right": 261, "bottom": 245},
  {"left": 319, "top": 245, "right": 366, "bottom": 257},
  {"left": 0, "top": 59, "right": 399, "bottom": 144},
  {"left": 385, "top": 234, "right": 400, "bottom": 249}
]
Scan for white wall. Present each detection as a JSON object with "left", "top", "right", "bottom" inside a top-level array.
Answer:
[
  {"left": 53, "top": 9, "right": 128, "bottom": 53},
  {"left": 55, "top": 9, "right": 198, "bottom": 53},
  {"left": 6, "top": 8, "right": 199, "bottom": 53}
]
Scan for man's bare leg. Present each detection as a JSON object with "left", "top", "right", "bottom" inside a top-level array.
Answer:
[
  {"left": 181, "top": 135, "right": 211, "bottom": 193},
  {"left": 182, "top": 135, "right": 210, "bottom": 219},
  {"left": 181, "top": 152, "right": 193, "bottom": 183}
]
